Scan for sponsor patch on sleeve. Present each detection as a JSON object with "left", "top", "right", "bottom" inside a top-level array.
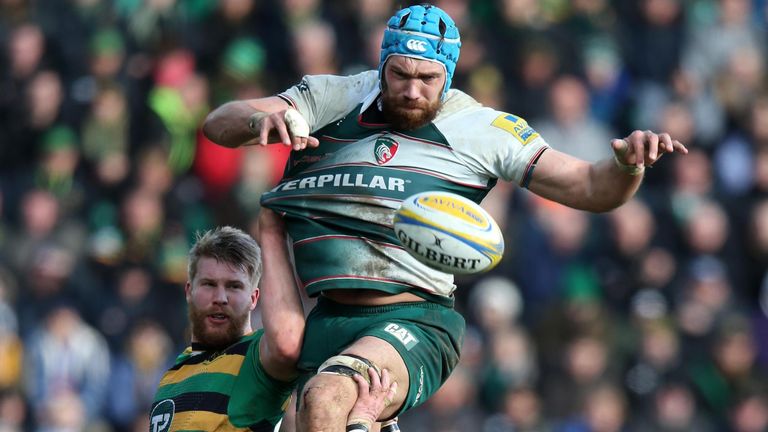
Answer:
[{"left": 491, "top": 113, "right": 540, "bottom": 145}]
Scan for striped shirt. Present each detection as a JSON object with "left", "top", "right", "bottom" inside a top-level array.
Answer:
[
  {"left": 150, "top": 330, "right": 293, "bottom": 432},
  {"left": 262, "top": 70, "right": 548, "bottom": 302}
]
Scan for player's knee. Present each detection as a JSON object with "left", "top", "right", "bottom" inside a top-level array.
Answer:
[{"left": 301, "top": 374, "right": 356, "bottom": 413}]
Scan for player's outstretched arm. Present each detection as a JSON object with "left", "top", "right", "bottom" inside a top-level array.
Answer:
[
  {"left": 346, "top": 368, "right": 399, "bottom": 432},
  {"left": 528, "top": 130, "right": 687, "bottom": 213},
  {"left": 257, "top": 208, "right": 305, "bottom": 381},
  {"left": 202, "top": 97, "right": 318, "bottom": 150}
]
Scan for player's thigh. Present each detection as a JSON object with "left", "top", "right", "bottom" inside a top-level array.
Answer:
[{"left": 342, "top": 335, "right": 409, "bottom": 419}]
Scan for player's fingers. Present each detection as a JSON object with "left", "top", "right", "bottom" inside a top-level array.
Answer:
[
  {"left": 384, "top": 381, "right": 398, "bottom": 407},
  {"left": 353, "top": 373, "right": 370, "bottom": 394},
  {"left": 387, "top": 381, "right": 398, "bottom": 400},
  {"left": 288, "top": 132, "right": 304, "bottom": 151},
  {"left": 274, "top": 119, "right": 292, "bottom": 147},
  {"left": 644, "top": 130, "right": 660, "bottom": 161},
  {"left": 258, "top": 118, "right": 271, "bottom": 146},
  {"left": 611, "top": 138, "right": 628, "bottom": 156},
  {"left": 629, "top": 130, "right": 645, "bottom": 167},
  {"left": 368, "top": 368, "right": 382, "bottom": 391},
  {"left": 307, "top": 136, "right": 320, "bottom": 148},
  {"left": 380, "top": 368, "right": 391, "bottom": 389},
  {"left": 673, "top": 139, "right": 689, "bottom": 154},
  {"left": 658, "top": 133, "right": 673, "bottom": 154}
]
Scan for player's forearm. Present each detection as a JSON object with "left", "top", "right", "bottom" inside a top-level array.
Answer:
[
  {"left": 202, "top": 101, "right": 259, "bottom": 148},
  {"left": 583, "top": 158, "right": 643, "bottom": 212},
  {"left": 529, "top": 150, "right": 643, "bottom": 213},
  {"left": 259, "top": 228, "right": 305, "bottom": 366}
]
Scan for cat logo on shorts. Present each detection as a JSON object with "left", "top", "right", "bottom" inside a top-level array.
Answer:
[
  {"left": 374, "top": 137, "right": 399, "bottom": 165},
  {"left": 384, "top": 323, "right": 419, "bottom": 350},
  {"left": 149, "top": 399, "right": 174, "bottom": 432}
]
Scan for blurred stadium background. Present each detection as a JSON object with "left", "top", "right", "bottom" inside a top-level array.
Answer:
[{"left": 1, "top": 0, "right": 768, "bottom": 431}]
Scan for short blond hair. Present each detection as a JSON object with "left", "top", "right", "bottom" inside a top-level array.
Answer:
[{"left": 188, "top": 226, "right": 262, "bottom": 286}]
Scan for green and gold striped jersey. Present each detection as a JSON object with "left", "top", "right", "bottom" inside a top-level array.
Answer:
[{"left": 150, "top": 330, "right": 293, "bottom": 432}]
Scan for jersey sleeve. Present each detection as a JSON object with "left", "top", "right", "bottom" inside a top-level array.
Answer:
[
  {"left": 279, "top": 70, "right": 379, "bottom": 132},
  {"left": 228, "top": 333, "right": 295, "bottom": 429},
  {"left": 438, "top": 106, "right": 550, "bottom": 186}
]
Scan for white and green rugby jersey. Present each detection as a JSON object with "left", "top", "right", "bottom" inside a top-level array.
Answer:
[{"left": 261, "top": 70, "right": 549, "bottom": 304}]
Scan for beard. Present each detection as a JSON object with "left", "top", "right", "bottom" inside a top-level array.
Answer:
[
  {"left": 188, "top": 302, "right": 250, "bottom": 350},
  {"left": 381, "top": 90, "right": 442, "bottom": 131}
]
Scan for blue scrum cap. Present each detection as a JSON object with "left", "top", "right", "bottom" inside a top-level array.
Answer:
[{"left": 379, "top": 4, "right": 461, "bottom": 99}]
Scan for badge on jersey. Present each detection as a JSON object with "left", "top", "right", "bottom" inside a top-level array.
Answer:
[
  {"left": 149, "top": 399, "right": 175, "bottom": 432},
  {"left": 374, "top": 136, "right": 399, "bottom": 165},
  {"left": 491, "top": 113, "right": 539, "bottom": 145},
  {"left": 296, "top": 78, "right": 310, "bottom": 93}
]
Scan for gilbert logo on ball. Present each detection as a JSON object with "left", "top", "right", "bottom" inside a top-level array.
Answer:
[{"left": 393, "top": 191, "right": 505, "bottom": 275}]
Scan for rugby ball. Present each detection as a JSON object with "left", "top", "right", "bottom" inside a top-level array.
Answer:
[{"left": 393, "top": 191, "right": 505, "bottom": 275}]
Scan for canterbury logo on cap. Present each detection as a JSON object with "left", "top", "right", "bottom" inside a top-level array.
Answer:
[{"left": 406, "top": 39, "right": 428, "bottom": 52}]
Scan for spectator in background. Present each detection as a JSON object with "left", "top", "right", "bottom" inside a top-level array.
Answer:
[
  {"left": 618, "top": 0, "right": 685, "bottom": 133},
  {"left": 698, "top": 319, "right": 767, "bottom": 421},
  {"left": 729, "top": 391, "right": 768, "bottom": 432},
  {"left": 479, "top": 327, "right": 539, "bottom": 413},
  {"left": 619, "top": 0, "right": 684, "bottom": 85},
  {"left": 95, "top": 265, "right": 167, "bottom": 351},
  {"left": 0, "top": 22, "right": 48, "bottom": 171},
  {"left": 292, "top": 20, "right": 339, "bottom": 76},
  {"left": 675, "top": 256, "right": 743, "bottom": 359},
  {"left": 557, "top": 382, "right": 629, "bottom": 432},
  {"left": 118, "top": 188, "right": 165, "bottom": 267},
  {"left": 746, "top": 199, "right": 768, "bottom": 303},
  {"left": 81, "top": 83, "right": 131, "bottom": 191},
  {"left": 713, "top": 44, "right": 766, "bottom": 128},
  {"left": 514, "top": 196, "right": 594, "bottom": 320},
  {"left": 23, "top": 303, "right": 111, "bottom": 429},
  {"left": 535, "top": 75, "right": 615, "bottom": 162},
  {"left": 506, "top": 39, "right": 561, "bottom": 120},
  {"left": 714, "top": 94, "right": 768, "bottom": 199},
  {"left": 107, "top": 320, "right": 173, "bottom": 432},
  {"left": 623, "top": 320, "right": 683, "bottom": 406},
  {"left": 0, "top": 389, "right": 27, "bottom": 432},
  {"left": 543, "top": 334, "right": 619, "bottom": 419},
  {"left": 597, "top": 198, "right": 658, "bottom": 310},
  {"left": 631, "top": 380, "right": 715, "bottom": 432},
  {"left": 483, "top": 387, "right": 553, "bottom": 432},
  {"left": 399, "top": 366, "right": 484, "bottom": 432},
  {"left": 0, "top": 266, "right": 22, "bottom": 393},
  {"left": 32, "top": 126, "right": 87, "bottom": 216},
  {"left": 146, "top": 50, "right": 211, "bottom": 175}
]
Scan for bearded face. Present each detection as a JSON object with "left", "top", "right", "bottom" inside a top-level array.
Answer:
[
  {"left": 186, "top": 257, "right": 257, "bottom": 349},
  {"left": 188, "top": 298, "right": 252, "bottom": 349},
  {"left": 381, "top": 56, "right": 446, "bottom": 130},
  {"left": 381, "top": 87, "right": 443, "bottom": 130}
]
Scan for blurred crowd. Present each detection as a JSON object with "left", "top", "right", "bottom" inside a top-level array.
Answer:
[{"left": 1, "top": 0, "right": 768, "bottom": 431}]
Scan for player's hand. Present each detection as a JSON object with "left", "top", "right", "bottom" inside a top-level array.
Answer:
[
  {"left": 611, "top": 130, "right": 688, "bottom": 168},
  {"left": 347, "top": 368, "right": 398, "bottom": 429},
  {"left": 251, "top": 108, "right": 320, "bottom": 151}
]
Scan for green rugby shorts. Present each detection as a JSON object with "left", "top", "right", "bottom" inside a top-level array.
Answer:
[{"left": 297, "top": 295, "right": 465, "bottom": 416}]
